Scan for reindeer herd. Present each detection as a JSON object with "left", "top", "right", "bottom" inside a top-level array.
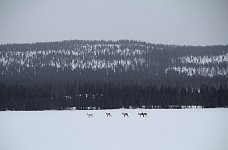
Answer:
[{"left": 86, "top": 112, "right": 148, "bottom": 118}]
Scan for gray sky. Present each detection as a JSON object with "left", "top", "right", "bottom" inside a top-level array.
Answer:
[{"left": 0, "top": 0, "right": 228, "bottom": 45}]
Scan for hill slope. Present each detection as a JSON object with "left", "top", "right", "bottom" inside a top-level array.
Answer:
[{"left": 0, "top": 40, "right": 228, "bottom": 110}]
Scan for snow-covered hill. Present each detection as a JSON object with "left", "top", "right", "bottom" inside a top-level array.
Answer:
[
  {"left": 0, "top": 40, "right": 228, "bottom": 78},
  {"left": 0, "top": 109, "right": 228, "bottom": 150}
]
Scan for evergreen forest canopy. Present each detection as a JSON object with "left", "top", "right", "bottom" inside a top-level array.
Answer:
[{"left": 0, "top": 40, "right": 227, "bottom": 110}]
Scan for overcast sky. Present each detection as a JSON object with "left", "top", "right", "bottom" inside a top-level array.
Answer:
[{"left": 0, "top": 0, "right": 228, "bottom": 45}]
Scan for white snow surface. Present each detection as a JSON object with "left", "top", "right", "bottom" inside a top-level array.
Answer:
[{"left": 0, "top": 109, "right": 228, "bottom": 150}]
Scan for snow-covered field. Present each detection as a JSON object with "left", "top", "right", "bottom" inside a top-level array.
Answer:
[{"left": 0, "top": 109, "right": 228, "bottom": 150}]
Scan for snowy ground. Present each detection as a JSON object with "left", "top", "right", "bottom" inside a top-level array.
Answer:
[{"left": 0, "top": 109, "right": 228, "bottom": 150}]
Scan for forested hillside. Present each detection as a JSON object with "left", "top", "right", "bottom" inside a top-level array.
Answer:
[{"left": 0, "top": 40, "right": 228, "bottom": 110}]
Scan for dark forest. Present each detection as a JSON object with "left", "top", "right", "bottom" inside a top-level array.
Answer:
[{"left": 0, "top": 40, "right": 227, "bottom": 110}]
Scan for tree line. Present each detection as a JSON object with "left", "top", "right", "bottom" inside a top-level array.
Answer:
[{"left": 0, "top": 81, "right": 227, "bottom": 111}]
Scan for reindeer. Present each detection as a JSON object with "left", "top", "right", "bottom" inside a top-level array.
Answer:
[
  {"left": 87, "top": 113, "right": 93, "bottom": 118},
  {"left": 138, "top": 112, "right": 147, "bottom": 117},
  {"left": 106, "top": 113, "right": 112, "bottom": 117},
  {"left": 122, "top": 112, "right": 129, "bottom": 117}
]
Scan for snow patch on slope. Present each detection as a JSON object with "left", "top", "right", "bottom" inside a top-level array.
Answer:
[{"left": 179, "top": 53, "right": 228, "bottom": 64}]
